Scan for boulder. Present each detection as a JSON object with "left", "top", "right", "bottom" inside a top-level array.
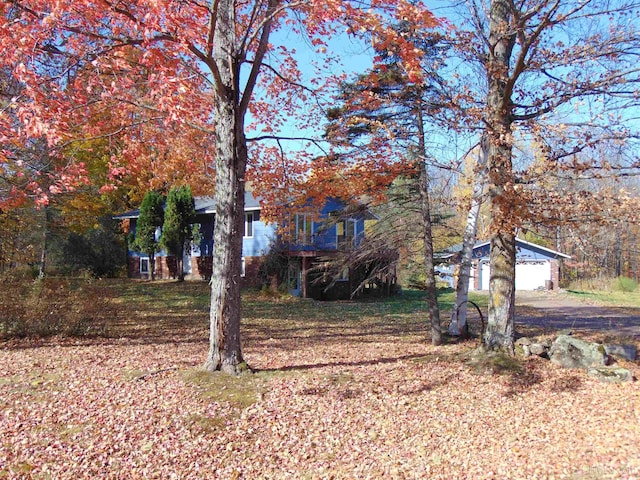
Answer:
[
  {"left": 515, "top": 337, "right": 532, "bottom": 346},
  {"left": 587, "top": 367, "right": 634, "bottom": 383},
  {"left": 604, "top": 344, "right": 637, "bottom": 362},
  {"left": 549, "top": 335, "right": 609, "bottom": 370},
  {"left": 529, "top": 343, "right": 548, "bottom": 357},
  {"left": 515, "top": 337, "right": 532, "bottom": 357}
]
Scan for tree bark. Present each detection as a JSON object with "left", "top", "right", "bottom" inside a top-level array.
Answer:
[
  {"left": 38, "top": 207, "right": 51, "bottom": 279},
  {"left": 483, "top": 0, "right": 517, "bottom": 353},
  {"left": 204, "top": 0, "right": 248, "bottom": 374},
  {"left": 150, "top": 252, "right": 155, "bottom": 281},
  {"left": 485, "top": 231, "right": 516, "bottom": 351},
  {"left": 416, "top": 107, "right": 442, "bottom": 346},
  {"left": 178, "top": 244, "right": 185, "bottom": 282},
  {"left": 448, "top": 136, "right": 488, "bottom": 336}
]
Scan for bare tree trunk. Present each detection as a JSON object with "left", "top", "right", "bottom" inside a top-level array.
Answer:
[
  {"left": 38, "top": 242, "right": 46, "bottom": 279},
  {"left": 38, "top": 207, "right": 50, "bottom": 279},
  {"left": 150, "top": 252, "right": 155, "bottom": 281},
  {"left": 417, "top": 107, "right": 441, "bottom": 346},
  {"left": 448, "top": 136, "right": 488, "bottom": 336},
  {"left": 178, "top": 244, "right": 185, "bottom": 282},
  {"left": 205, "top": 0, "right": 248, "bottom": 374},
  {"left": 483, "top": 0, "right": 517, "bottom": 353}
]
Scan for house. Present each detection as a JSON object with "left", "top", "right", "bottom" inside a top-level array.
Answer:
[
  {"left": 284, "top": 197, "right": 389, "bottom": 300},
  {"left": 114, "top": 193, "right": 390, "bottom": 299},
  {"left": 440, "top": 238, "right": 570, "bottom": 291},
  {"left": 114, "top": 192, "right": 275, "bottom": 284}
]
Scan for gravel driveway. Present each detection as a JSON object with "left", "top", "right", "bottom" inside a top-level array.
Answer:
[{"left": 514, "top": 290, "right": 640, "bottom": 338}]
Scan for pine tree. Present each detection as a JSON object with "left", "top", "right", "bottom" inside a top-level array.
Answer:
[
  {"left": 161, "top": 186, "right": 196, "bottom": 282},
  {"left": 131, "top": 191, "right": 165, "bottom": 281}
]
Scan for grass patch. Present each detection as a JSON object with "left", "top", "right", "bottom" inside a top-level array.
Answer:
[
  {"left": 114, "top": 280, "right": 211, "bottom": 311},
  {"left": 182, "top": 368, "right": 273, "bottom": 409},
  {"left": 184, "top": 413, "right": 229, "bottom": 434},
  {"left": 567, "top": 289, "right": 640, "bottom": 307},
  {"left": 465, "top": 348, "right": 524, "bottom": 375}
]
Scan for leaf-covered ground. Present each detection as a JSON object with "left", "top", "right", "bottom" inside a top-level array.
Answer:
[{"left": 1, "top": 282, "right": 639, "bottom": 479}]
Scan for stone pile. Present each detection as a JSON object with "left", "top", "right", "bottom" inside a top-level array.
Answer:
[{"left": 515, "top": 332, "right": 636, "bottom": 383}]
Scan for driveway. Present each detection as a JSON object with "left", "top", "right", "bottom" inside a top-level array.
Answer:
[{"left": 514, "top": 290, "right": 640, "bottom": 338}]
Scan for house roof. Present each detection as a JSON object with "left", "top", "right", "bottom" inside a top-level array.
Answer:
[
  {"left": 440, "top": 238, "right": 570, "bottom": 261},
  {"left": 193, "top": 192, "right": 262, "bottom": 214},
  {"left": 113, "top": 192, "right": 262, "bottom": 220},
  {"left": 114, "top": 192, "right": 380, "bottom": 222}
]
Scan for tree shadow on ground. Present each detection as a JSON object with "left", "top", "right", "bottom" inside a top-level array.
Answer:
[{"left": 257, "top": 353, "right": 429, "bottom": 373}]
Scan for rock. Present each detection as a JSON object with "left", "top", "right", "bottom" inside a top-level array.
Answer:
[
  {"left": 515, "top": 343, "right": 531, "bottom": 358},
  {"left": 515, "top": 337, "right": 532, "bottom": 346},
  {"left": 549, "top": 335, "right": 609, "bottom": 370},
  {"left": 529, "top": 343, "right": 548, "bottom": 356},
  {"left": 587, "top": 367, "right": 634, "bottom": 383},
  {"left": 604, "top": 344, "right": 637, "bottom": 362}
]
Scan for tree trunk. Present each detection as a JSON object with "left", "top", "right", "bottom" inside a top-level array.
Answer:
[
  {"left": 484, "top": 231, "right": 516, "bottom": 351},
  {"left": 150, "top": 252, "right": 155, "bottom": 281},
  {"left": 205, "top": 0, "right": 248, "bottom": 374},
  {"left": 483, "top": 0, "right": 517, "bottom": 353},
  {"left": 448, "top": 136, "right": 488, "bottom": 336},
  {"left": 416, "top": 107, "right": 441, "bottom": 346},
  {"left": 38, "top": 207, "right": 51, "bottom": 279},
  {"left": 178, "top": 244, "right": 185, "bottom": 282}
]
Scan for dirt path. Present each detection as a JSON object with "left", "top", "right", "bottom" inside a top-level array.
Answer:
[{"left": 514, "top": 290, "right": 640, "bottom": 338}]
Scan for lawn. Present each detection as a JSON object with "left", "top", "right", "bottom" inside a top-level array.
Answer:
[
  {"left": 1, "top": 280, "right": 639, "bottom": 479},
  {"left": 567, "top": 288, "right": 640, "bottom": 308}
]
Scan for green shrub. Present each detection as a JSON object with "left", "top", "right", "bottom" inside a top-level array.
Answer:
[
  {"left": 56, "top": 216, "right": 127, "bottom": 277},
  {"left": 614, "top": 276, "right": 637, "bottom": 293}
]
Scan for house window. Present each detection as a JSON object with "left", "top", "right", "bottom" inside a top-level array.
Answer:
[
  {"left": 241, "top": 257, "right": 246, "bottom": 277},
  {"left": 244, "top": 212, "right": 254, "bottom": 238},
  {"left": 337, "top": 219, "right": 357, "bottom": 248},
  {"left": 140, "top": 257, "right": 150, "bottom": 274},
  {"left": 291, "top": 214, "right": 313, "bottom": 245}
]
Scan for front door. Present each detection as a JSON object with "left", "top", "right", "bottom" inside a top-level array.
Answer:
[{"left": 288, "top": 260, "right": 302, "bottom": 297}]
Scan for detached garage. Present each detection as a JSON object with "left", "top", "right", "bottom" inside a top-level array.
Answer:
[{"left": 451, "top": 239, "right": 569, "bottom": 291}]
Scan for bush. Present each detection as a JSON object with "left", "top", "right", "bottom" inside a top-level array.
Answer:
[
  {"left": 56, "top": 216, "right": 127, "bottom": 277},
  {"left": 0, "top": 276, "right": 117, "bottom": 339},
  {"left": 258, "top": 243, "right": 289, "bottom": 289},
  {"left": 196, "top": 256, "right": 213, "bottom": 281},
  {"left": 614, "top": 276, "right": 637, "bottom": 293}
]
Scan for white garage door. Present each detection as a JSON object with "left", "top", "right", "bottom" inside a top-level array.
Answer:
[
  {"left": 479, "top": 260, "right": 550, "bottom": 290},
  {"left": 480, "top": 261, "right": 490, "bottom": 290},
  {"left": 515, "top": 260, "right": 550, "bottom": 290}
]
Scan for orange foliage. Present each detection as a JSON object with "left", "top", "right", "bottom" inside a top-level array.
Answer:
[{"left": 0, "top": 0, "right": 439, "bottom": 212}]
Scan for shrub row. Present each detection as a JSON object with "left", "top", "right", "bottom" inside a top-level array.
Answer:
[{"left": 0, "top": 275, "right": 118, "bottom": 339}]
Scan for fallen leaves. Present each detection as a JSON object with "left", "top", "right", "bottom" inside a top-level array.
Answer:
[{"left": 1, "top": 295, "right": 640, "bottom": 479}]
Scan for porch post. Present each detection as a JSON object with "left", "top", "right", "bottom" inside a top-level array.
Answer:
[{"left": 301, "top": 256, "right": 308, "bottom": 298}]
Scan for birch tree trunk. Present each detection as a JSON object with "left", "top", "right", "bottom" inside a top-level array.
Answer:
[{"left": 448, "top": 137, "right": 488, "bottom": 336}]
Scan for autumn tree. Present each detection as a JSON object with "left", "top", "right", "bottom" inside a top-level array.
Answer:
[
  {"left": 1, "top": 0, "right": 440, "bottom": 373},
  {"left": 436, "top": 0, "right": 640, "bottom": 352},
  {"left": 132, "top": 191, "right": 165, "bottom": 281},
  {"left": 448, "top": 137, "right": 489, "bottom": 336},
  {"left": 324, "top": 27, "right": 451, "bottom": 344},
  {"left": 161, "top": 186, "right": 196, "bottom": 282}
]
